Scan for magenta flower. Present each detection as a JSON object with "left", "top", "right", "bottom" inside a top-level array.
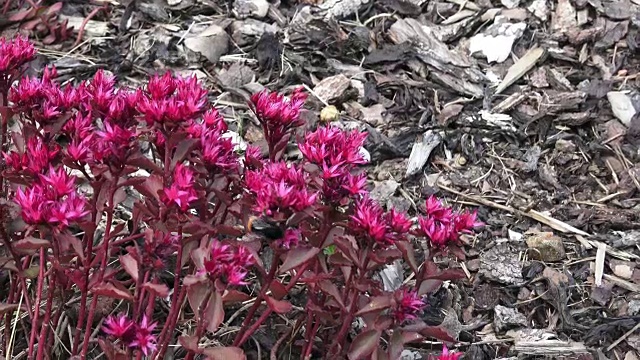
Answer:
[
  {"left": 203, "top": 240, "right": 255, "bottom": 286},
  {"left": 138, "top": 72, "right": 207, "bottom": 125},
  {"left": 39, "top": 166, "right": 76, "bottom": 199},
  {"left": 278, "top": 228, "right": 301, "bottom": 249},
  {"left": 94, "top": 121, "right": 135, "bottom": 164},
  {"left": 250, "top": 88, "right": 307, "bottom": 150},
  {"left": 4, "top": 137, "right": 61, "bottom": 175},
  {"left": 299, "top": 125, "right": 368, "bottom": 167},
  {"left": 0, "top": 36, "right": 36, "bottom": 76},
  {"left": 103, "top": 314, "right": 158, "bottom": 356},
  {"left": 102, "top": 314, "right": 136, "bottom": 342},
  {"left": 14, "top": 186, "right": 47, "bottom": 224},
  {"left": 245, "top": 162, "right": 317, "bottom": 216},
  {"left": 128, "top": 315, "right": 158, "bottom": 356},
  {"left": 47, "top": 192, "right": 89, "bottom": 227},
  {"left": 162, "top": 163, "right": 198, "bottom": 211},
  {"left": 431, "top": 345, "right": 463, "bottom": 360},
  {"left": 418, "top": 196, "right": 482, "bottom": 248},
  {"left": 350, "top": 197, "right": 389, "bottom": 245},
  {"left": 393, "top": 288, "right": 427, "bottom": 323}
]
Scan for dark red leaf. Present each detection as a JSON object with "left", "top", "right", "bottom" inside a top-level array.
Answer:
[
  {"left": 13, "top": 237, "right": 50, "bottom": 254},
  {"left": 348, "top": 329, "right": 381, "bottom": 360},
  {"left": 172, "top": 138, "right": 199, "bottom": 167},
  {"left": 92, "top": 282, "right": 134, "bottom": 301},
  {"left": 418, "top": 279, "right": 443, "bottom": 296},
  {"left": 132, "top": 174, "right": 163, "bottom": 203},
  {"left": 143, "top": 282, "right": 170, "bottom": 298},
  {"left": 279, "top": 246, "right": 320, "bottom": 274},
  {"left": 419, "top": 325, "right": 456, "bottom": 342},
  {"left": 265, "top": 296, "right": 292, "bottom": 314},
  {"left": 119, "top": 254, "right": 139, "bottom": 281},
  {"left": 355, "top": 295, "right": 392, "bottom": 316},
  {"left": 268, "top": 279, "right": 288, "bottom": 300},
  {"left": 55, "top": 231, "right": 85, "bottom": 261},
  {"left": 222, "top": 290, "right": 250, "bottom": 303},
  {"left": 204, "top": 290, "right": 224, "bottom": 333},
  {"left": 178, "top": 335, "right": 201, "bottom": 352},
  {"left": 396, "top": 241, "right": 419, "bottom": 274},
  {"left": 448, "top": 245, "right": 466, "bottom": 261},
  {"left": 186, "top": 279, "right": 210, "bottom": 319},
  {"left": 424, "top": 269, "right": 467, "bottom": 282},
  {"left": 202, "top": 347, "right": 246, "bottom": 360},
  {"left": 318, "top": 280, "right": 345, "bottom": 308}
]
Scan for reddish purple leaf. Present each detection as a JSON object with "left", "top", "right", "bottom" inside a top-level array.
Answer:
[
  {"left": 396, "top": 241, "right": 419, "bottom": 274},
  {"left": 132, "top": 174, "right": 163, "bottom": 202},
  {"left": 265, "top": 296, "right": 292, "bottom": 314},
  {"left": 348, "top": 329, "right": 382, "bottom": 360},
  {"left": 186, "top": 279, "right": 210, "bottom": 318},
  {"left": 418, "top": 279, "right": 443, "bottom": 296},
  {"left": 222, "top": 290, "right": 250, "bottom": 303},
  {"left": 355, "top": 295, "right": 392, "bottom": 316},
  {"left": 56, "top": 231, "right": 85, "bottom": 261},
  {"left": 279, "top": 246, "right": 320, "bottom": 274},
  {"left": 179, "top": 335, "right": 200, "bottom": 352},
  {"left": 92, "top": 282, "right": 134, "bottom": 301},
  {"left": 203, "top": 347, "right": 246, "bottom": 360},
  {"left": 119, "top": 254, "right": 139, "bottom": 281},
  {"left": 204, "top": 291, "right": 224, "bottom": 333},
  {"left": 268, "top": 279, "right": 288, "bottom": 300},
  {"left": 420, "top": 325, "right": 456, "bottom": 342},
  {"left": 318, "top": 280, "right": 345, "bottom": 308},
  {"left": 172, "top": 138, "right": 199, "bottom": 167},
  {"left": 13, "top": 237, "right": 50, "bottom": 254},
  {"left": 143, "top": 282, "right": 170, "bottom": 298}
]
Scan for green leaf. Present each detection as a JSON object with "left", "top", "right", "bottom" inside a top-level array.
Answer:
[{"left": 323, "top": 244, "right": 337, "bottom": 256}]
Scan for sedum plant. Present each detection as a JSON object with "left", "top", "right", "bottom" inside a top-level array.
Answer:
[{"left": 0, "top": 35, "right": 478, "bottom": 360}]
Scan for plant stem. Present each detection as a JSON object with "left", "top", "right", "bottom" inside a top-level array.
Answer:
[
  {"left": 80, "top": 183, "right": 117, "bottom": 357},
  {"left": 27, "top": 248, "right": 46, "bottom": 359},
  {"left": 232, "top": 254, "right": 279, "bottom": 346},
  {"left": 35, "top": 273, "right": 56, "bottom": 360},
  {"left": 155, "top": 234, "right": 184, "bottom": 359}
]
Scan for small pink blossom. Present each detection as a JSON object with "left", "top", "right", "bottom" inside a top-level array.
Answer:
[
  {"left": 250, "top": 88, "right": 307, "bottom": 149},
  {"left": 431, "top": 345, "right": 463, "bottom": 360},
  {"left": 0, "top": 36, "right": 36, "bottom": 75},
  {"left": 128, "top": 315, "right": 158, "bottom": 356},
  {"left": 203, "top": 240, "right": 255, "bottom": 286},
  {"left": 162, "top": 163, "right": 198, "bottom": 211},
  {"left": 102, "top": 314, "right": 135, "bottom": 342},
  {"left": 393, "top": 288, "right": 427, "bottom": 323}
]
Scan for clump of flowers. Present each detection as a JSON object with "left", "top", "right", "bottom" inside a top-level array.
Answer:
[
  {"left": 392, "top": 287, "right": 427, "bottom": 323},
  {"left": 103, "top": 314, "right": 158, "bottom": 356},
  {"left": 13, "top": 166, "right": 88, "bottom": 228},
  {"left": 0, "top": 36, "right": 36, "bottom": 91},
  {"left": 0, "top": 35, "right": 481, "bottom": 360},
  {"left": 203, "top": 240, "right": 255, "bottom": 286},
  {"left": 250, "top": 87, "right": 307, "bottom": 160},
  {"left": 417, "top": 195, "right": 483, "bottom": 249}
]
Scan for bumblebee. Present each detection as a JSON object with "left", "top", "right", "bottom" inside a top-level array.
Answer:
[{"left": 246, "top": 216, "right": 285, "bottom": 240}]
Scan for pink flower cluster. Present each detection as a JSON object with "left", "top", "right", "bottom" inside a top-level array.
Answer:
[
  {"left": 138, "top": 72, "right": 208, "bottom": 125},
  {"left": 245, "top": 162, "right": 317, "bottom": 216},
  {"left": 203, "top": 240, "right": 255, "bottom": 286},
  {"left": 417, "top": 196, "right": 483, "bottom": 248},
  {"left": 350, "top": 197, "right": 412, "bottom": 247},
  {"left": 4, "top": 137, "right": 59, "bottom": 175},
  {"left": 430, "top": 345, "right": 463, "bottom": 360},
  {"left": 250, "top": 88, "right": 307, "bottom": 148},
  {"left": 187, "top": 109, "right": 238, "bottom": 172},
  {"left": 392, "top": 287, "right": 427, "bottom": 323},
  {"left": 162, "top": 163, "right": 198, "bottom": 212},
  {"left": 0, "top": 36, "right": 36, "bottom": 81},
  {"left": 102, "top": 314, "right": 158, "bottom": 356},
  {"left": 299, "top": 125, "right": 369, "bottom": 202},
  {"left": 13, "top": 166, "right": 88, "bottom": 228}
]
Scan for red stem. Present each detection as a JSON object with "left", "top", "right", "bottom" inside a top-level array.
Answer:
[
  {"left": 35, "top": 273, "right": 56, "bottom": 360},
  {"left": 80, "top": 184, "right": 117, "bottom": 357},
  {"left": 27, "top": 248, "right": 46, "bottom": 359},
  {"left": 232, "top": 255, "right": 280, "bottom": 346},
  {"left": 155, "top": 236, "right": 184, "bottom": 359}
]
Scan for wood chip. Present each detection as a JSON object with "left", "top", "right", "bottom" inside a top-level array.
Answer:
[{"left": 495, "top": 47, "right": 545, "bottom": 95}]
